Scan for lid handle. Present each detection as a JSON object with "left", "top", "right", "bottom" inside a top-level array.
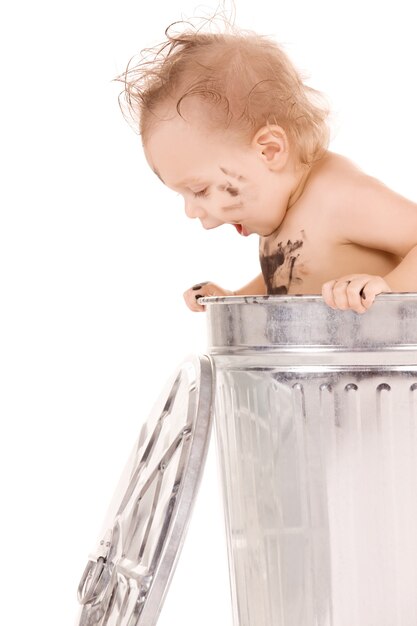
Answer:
[{"left": 77, "top": 529, "right": 112, "bottom": 605}]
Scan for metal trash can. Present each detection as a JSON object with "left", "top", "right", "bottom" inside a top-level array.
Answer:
[
  {"left": 76, "top": 294, "right": 417, "bottom": 626},
  {"left": 203, "top": 294, "right": 417, "bottom": 626}
]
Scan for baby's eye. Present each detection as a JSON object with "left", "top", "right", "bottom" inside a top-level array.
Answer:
[{"left": 194, "top": 188, "right": 209, "bottom": 198}]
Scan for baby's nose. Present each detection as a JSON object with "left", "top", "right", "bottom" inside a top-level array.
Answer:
[{"left": 184, "top": 199, "right": 206, "bottom": 220}]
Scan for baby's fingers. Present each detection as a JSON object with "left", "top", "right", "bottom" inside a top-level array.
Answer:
[
  {"left": 183, "top": 281, "right": 232, "bottom": 312},
  {"left": 322, "top": 275, "right": 392, "bottom": 313},
  {"left": 183, "top": 281, "right": 210, "bottom": 312},
  {"left": 322, "top": 279, "right": 348, "bottom": 310},
  {"left": 322, "top": 278, "right": 368, "bottom": 313},
  {"left": 358, "top": 277, "right": 392, "bottom": 310}
]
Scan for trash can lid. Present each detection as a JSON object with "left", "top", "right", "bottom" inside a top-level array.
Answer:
[{"left": 76, "top": 355, "right": 213, "bottom": 626}]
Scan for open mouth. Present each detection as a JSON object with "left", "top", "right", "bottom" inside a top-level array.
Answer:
[{"left": 233, "top": 224, "right": 249, "bottom": 237}]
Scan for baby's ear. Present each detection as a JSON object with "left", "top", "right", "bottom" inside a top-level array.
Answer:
[{"left": 251, "top": 125, "right": 289, "bottom": 170}]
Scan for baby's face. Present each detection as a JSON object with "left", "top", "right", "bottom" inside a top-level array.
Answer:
[{"left": 143, "top": 111, "right": 292, "bottom": 237}]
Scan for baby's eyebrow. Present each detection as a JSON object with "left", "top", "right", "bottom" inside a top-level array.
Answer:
[
  {"left": 174, "top": 178, "right": 205, "bottom": 187},
  {"left": 154, "top": 169, "right": 205, "bottom": 188}
]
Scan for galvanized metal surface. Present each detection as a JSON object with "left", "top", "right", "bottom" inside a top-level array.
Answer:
[
  {"left": 76, "top": 355, "right": 213, "bottom": 626},
  {"left": 203, "top": 294, "right": 417, "bottom": 626},
  {"left": 200, "top": 293, "right": 417, "bottom": 354}
]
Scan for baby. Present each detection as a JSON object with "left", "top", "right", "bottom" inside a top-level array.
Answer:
[{"left": 118, "top": 21, "right": 417, "bottom": 314}]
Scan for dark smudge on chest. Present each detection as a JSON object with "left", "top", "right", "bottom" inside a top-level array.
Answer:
[{"left": 260, "top": 237, "right": 304, "bottom": 295}]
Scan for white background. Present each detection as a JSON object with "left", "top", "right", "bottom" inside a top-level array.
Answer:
[{"left": 1, "top": 1, "right": 417, "bottom": 624}]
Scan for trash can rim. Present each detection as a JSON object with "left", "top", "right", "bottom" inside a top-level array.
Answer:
[{"left": 199, "top": 292, "right": 417, "bottom": 305}]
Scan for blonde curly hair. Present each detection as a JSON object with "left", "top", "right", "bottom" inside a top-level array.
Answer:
[{"left": 116, "top": 16, "right": 330, "bottom": 165}]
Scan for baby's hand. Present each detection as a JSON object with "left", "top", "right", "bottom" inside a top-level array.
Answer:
[
  {"left": 183, "top": 281, "right": 234, "bottom": 312},
  {"left": 322, "top": 274, "right": 392, "bottom": 314}
]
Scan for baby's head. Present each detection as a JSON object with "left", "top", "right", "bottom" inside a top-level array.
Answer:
[
  {"left": 117, "top": 20, "right": 330, "bottom": 236},
  {"left": 119, "top": 21, "right": 329, "bottom": 163}
]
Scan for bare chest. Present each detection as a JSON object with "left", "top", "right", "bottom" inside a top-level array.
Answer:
[
  {"left": 259, "top": 226, "right": 398, "bottom": 295},
  {"left": 259, "top": 228, "right": 314, "bottom": 294}
]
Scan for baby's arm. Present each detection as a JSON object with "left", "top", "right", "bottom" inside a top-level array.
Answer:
[
  {"left": 234, "top": 273, "right": 268, "bottom": 296},
  {"left": 184, "top": 273, "right": 266, "bottom": 312},
  {"left": 322, "top": 174, "right": 417, "bottom": 313}
]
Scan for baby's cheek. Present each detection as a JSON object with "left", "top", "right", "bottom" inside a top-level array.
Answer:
[{"left": 240, "top": 183, "right": 260, "bottom": 203}]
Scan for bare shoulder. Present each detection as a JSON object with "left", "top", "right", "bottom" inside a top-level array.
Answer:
[
  {"left": 304, "top": 151, "right": 389, "bottom": 227},
  {"left": 303, "top": 152, "right": 381, "bottom": 242},
  {"left": 304, "top": 150, "right": 417, "bottom": 253},
  {"left": 309, "top": 150, "right": 417, "bottom": 209},
  {"left": 307, "top": 151, "right": 370, "bottom": 192}
]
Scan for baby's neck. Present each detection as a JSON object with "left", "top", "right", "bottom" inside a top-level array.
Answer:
[{"left": 287, "top": 161, "right": 314, "bottom": 209}]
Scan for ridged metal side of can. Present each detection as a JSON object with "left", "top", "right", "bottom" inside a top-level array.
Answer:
[{"left": 202, "top": 294, "right": 417, "bottom": 626}]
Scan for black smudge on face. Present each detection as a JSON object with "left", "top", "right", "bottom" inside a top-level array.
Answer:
[
  {"left": 226, "top": 186, "right": 239, "bottom": 197},
  {"left": 217, "top": 183, "right": 240, "bottom": 197},
  {"left": 219, "top": 166, "right": 247, "bottom": 182},
  {"left": 260, "top": 239, "right": 304, "bottom": 294}
]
